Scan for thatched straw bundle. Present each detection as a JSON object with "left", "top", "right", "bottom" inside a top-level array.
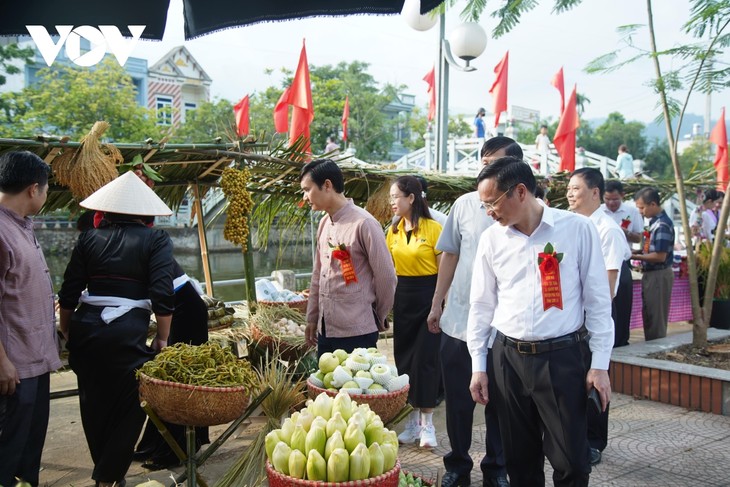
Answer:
[{"left": 365, "top": 178, "right": 394, "bottom": 224}]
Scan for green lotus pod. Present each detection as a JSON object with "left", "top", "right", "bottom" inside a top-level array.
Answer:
[
  {"left": 280, "top": 418, "right": 295, "bottom": 444},
  {"left": 327, "top": 448, "right": 350, "bottom": 482},
  {"left": 368, "top": 442, "right": 385, "bottom": 477},
  {"left": 305, "top": 425, "right": 327, "bottom": 458},
  {"left": 332, "top": 391, "right": 353, "bottom": 422},
  {"left": 364, "top": 419, "right": 385, "bottom": 446},
  {"left": 272, "top": 442, "right": 292, "bottom": 475},
  {"left": 380, "top": 443, "right": 396, "bottom": 472},
  {"left": 325, "top": 430, "right": 345, "bottom": 461},
  {"left": 306, "top": 449, "right": 327, "bottom": 481},
  {"left": 349, "top": 443, "right": 371, "bottom": 481},
  {"left": 288, "top": 449, "right": 307, "bottom": 479},
  {"left": 311, "top": 416, "right": 328, "bottom": 432},
  {"left": 290, "top": 424, "right": 307, "bottom": 454},
  {"left": 296, "top": 410, "right": 314, "bottom": 432},
  {"left": 326, "top": 411, "right": 348, "bottom": 438},
  {"left": 311, "top": 392, "right": 333, "bottom": 420},
  {"left": 344, "top": 421, "right": 367, "bottom": 453},
  {"left": 348, "top": 411, "right": 367, "bottom": 432},
  {"left": 265, "top": 430, "right": 282, "bottom": 460}
]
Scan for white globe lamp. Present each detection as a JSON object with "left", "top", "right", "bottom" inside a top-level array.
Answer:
[
  {"left": 448, "top": 22, "right": 487, "bottom": 61},
  {"left": 401, "top": 0, "right": 438, "bottom": 31}
]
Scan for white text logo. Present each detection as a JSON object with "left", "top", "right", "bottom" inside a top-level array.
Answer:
[{"left": 26, "top": 25, "right": 146, "bottom": 67}]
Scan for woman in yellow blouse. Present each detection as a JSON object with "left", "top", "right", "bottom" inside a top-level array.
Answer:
[{"left": 386, "top": 175, "right": 442, "bottom": 449}]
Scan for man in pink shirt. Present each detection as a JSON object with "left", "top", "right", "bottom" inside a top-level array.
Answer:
[
  {"left": 0, "top": 151, "right": 62, "bottom": 487},
  {"left": 300, "top": 159, "right": 397, "bottom": 356}
]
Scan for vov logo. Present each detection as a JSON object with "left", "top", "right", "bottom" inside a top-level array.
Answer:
[{"left": 25, "top": 25, "right": 146, "bottom": 67}]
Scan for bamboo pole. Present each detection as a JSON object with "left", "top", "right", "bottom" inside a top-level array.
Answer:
[
  {"left": 242, "top": 230, "right": 257, "bottom": 311},
  {"left": 192, "top": 182, "right": 214, "bottom": 296}
]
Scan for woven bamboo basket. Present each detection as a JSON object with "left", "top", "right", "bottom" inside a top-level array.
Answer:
[
  {"left": 258, "top": 296, "right": 308, "bottom": 314},
  {"left": 138, "top": 373, "right": 250, "bottom": 427},
  {"left": 249, "top": 324, "right": 313, "bottom": 362},
  {"left": 266, "top": 460, "right": 401, "bottom": 487},
  {"left": 306, "top": 380, "right": 409, "bottom": 424}
]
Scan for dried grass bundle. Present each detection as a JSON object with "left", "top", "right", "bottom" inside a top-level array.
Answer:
[
  {"left": 51, "top": 121, "right": 122, "bottom": 200},
  {"left": 365, "top": 179, "right": 393, "bottom": 225}
]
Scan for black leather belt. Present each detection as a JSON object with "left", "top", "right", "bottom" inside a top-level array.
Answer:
[{"left": 496, "top": 328, "right": 588, "bottom": 355}]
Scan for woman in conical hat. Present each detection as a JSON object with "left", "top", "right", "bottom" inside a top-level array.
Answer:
[{"left": 57, "top": 171, "right": 175, "bottom": 487}]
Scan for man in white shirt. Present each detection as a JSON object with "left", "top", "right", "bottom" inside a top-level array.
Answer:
[
  {"left": 535, "top": 125, "right": 551, "bottom": 176},
  {"left": 568, "top": 168, "right": 631, "bottom": 467},
  {"left": 467, "top": 157, "right": 614, "bottom": 487},
  {"left": 602, "top": 180, "right": 643, "bottom": 347},
  {"left": 616, "top": 145, "right": 634, "bottom": 179},
  {"left": 426, "top": 137, "right": 521, "bottom": 487}
]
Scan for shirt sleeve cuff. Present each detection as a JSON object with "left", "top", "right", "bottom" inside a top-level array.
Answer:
[
  {"left": 590, "top": 351, "right": 611, "bottom": 371},
  {"left": 471, "top": 353, "right": 487, "bottom": 373}
]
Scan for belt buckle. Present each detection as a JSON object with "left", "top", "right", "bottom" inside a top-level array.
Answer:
[{"left": 516, "top": 341, "right": 537, "bottom": 354}]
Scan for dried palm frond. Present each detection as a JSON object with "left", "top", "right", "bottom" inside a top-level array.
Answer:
[{"left": 365, "top": 178, "right": 394, "bottom": 224}]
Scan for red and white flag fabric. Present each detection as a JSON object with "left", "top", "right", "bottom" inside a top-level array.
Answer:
[
  {"left": 273, "top": 86, "right": 291, "bottom": 133},
  {"left": 551, "top": 66, "right": 565, "bottom": 115},
  {"left": 710, "top": 106, "right": 728, "bottom": 190},
  {"left": 489, "top": 51, "right": 509, "bottom": 128},
  {"left": 341, "top": 96, "right": 350, "bottom": 143},
  {"left": 423, "top": 66, "right": 436, "bottom": 122},
  {"left": 288, "top": 39, "right": 314, "bottom": 152},
  {"left": 233, "top": 94, "right": 250, "bottom": 137},
  {"left": 554, "top": 85, "right": 580, "bottom": 172}
]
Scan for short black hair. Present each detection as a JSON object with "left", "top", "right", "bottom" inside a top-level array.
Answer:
[
  {"left": 704, "top": 189, "right": 723, "bottom": 202},
  {"left": 605, "top": 180, "right": 625, "bottom": 194},
  {"left": 634, "top": 187, "right": 661, "bottom": 206},
  {"left": 572, "top": 167, "right": 605, "bottom": 200},
  {"left": 477, "top": 156, "right": 536, "bottom": 195},
  {"left": 480, "top": 136, "right": 523, "bottom": 159},
  {"left": 540, "top": 124, "right": 548, "bottom": 130},
  {"left": 0, "top": 151, "right": 51, "bottom": 194},
  {"left": 300, "top": 158, "right": 344, "bottom": 193}
]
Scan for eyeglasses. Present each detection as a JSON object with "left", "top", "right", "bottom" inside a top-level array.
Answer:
[{"left": 481, "top": 184, "right": 516, "bottom": 212}]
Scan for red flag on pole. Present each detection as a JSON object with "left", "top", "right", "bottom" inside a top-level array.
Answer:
[
  {"left": 423, "top": 66, "right": 436, "bottom": 122},
  {"left": 288, "top": 39, "right": 314, "bottom": 151},
  {"left": 551, "top": 67, "right": 565, "bottom": 115},
  {"left": 489, "top": 51, "right": 509, "bottom": 128},
  {"left": 233, "top": 94, "right": 250, "bottom": 137},
  {"left": 554, "top": 85, "right": 580, "bottom": 172},
  {"left": 273, "top": 87, "right": 290, "bottom": 133},
  {"left": 341, "top": 96, "right": 350, "bottom": 143},
  {"left": 710, "top": 106, "right": 728, "bottom": 190}
]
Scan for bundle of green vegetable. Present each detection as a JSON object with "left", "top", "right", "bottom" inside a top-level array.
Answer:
[
  {"left": 266, "top": 391, "right": 400, "bottom": 482},
  {"left": 399, "top": 471, "right": 428, "bottom": 487},
  {"left": 137, "top": 342, "right": 257, "bottom": 393}
]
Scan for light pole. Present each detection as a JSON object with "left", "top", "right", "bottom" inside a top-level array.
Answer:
[{"left": 403, "top": 1, "right": 487, "bottom": 172}]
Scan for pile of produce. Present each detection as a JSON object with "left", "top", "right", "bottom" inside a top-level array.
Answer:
[
  {"left": 399, "top": 472, "right": 428, "bottom": 487},
  {"left": 221, "top": 166, "right": 254, "bottom": 251},
  {"left": 137, "top": 342, "right": 257, "bottom": 393},
  {"left": 310, "top": 348, "right": 408, "bottom": 394},
  {"left": 266, "top": 391, "right": 399, "bottom": 482},
  {"left": 202, "top": 294, "right": 235, "bottom": 329},
  {"left": 250, "top": 305, "right": 309, "bottom": 348}
]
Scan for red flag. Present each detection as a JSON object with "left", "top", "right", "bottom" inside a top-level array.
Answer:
[
  {"left": 551, "top": 67, "right": 565, "bottom": 115},
  {"left": 341, "top": 96, "right": 350, "bottom": 143},
  {"left": 273, "top": 86, "right": 291, "bottom": 133},
  {"left": 423, "top": 66, "right": 436, "bottom": 122},
  {"left": 288, "top": 39, "right": 314, "bottom": 151},
  {"left": 489, "top": 51, "right": 509, "bottom": 128},
  {"left": 233, "top": 94, "right": 250, "bottom": 137},
  {"left": 710, "top": 106, "right": 728, "bottom": 190},
  {"left": 554, "top": 85, "right": 580, "bottom": 172}
]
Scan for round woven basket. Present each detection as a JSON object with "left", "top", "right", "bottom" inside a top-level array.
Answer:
[
  {"left": 306, "top": 379, "right": 409, "bottom": 424},
  {"left": 258, "top": 297, "right": 308, "bottom": 314},
  {"left": 138, "top": 373, "right": 250, "bottom": 427},
  {"left": 249, "top": 324, "right": 313, "bottom": 362},
  {"left": 266, "top": 460, "right": 401, "bottom": 487}
]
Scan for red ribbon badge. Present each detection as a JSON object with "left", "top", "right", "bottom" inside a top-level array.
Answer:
[
  {"left": 330, "top": 243, "right": 358, "bottom": 285},
  {"left": 538, "top": 242, "right": 563, "bottom": 311},
  {"left": 642, "top": 227, "right": 651, "bottom": 254},
  {"left": 620, "top": 217, "right": 631, "bottom": 229}
]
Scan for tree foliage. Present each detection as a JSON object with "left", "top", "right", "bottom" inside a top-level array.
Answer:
[
  {"left": 172, "top": 98, "right": 237, "bottom": 143},
  {"left": 581, "top": 112, "right": 647, "bottom": 161}
]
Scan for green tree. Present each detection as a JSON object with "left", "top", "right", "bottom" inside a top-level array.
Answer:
[
  {"left": 172, "top": 98, "right": 237, "bottom": 143},
  {"left": 582, "top": 112, "right": 647, "bottom": 159},
  {"left": 642, "top": 139, "right": 673, "bottom": 178},
  {"left": 679, "top": 138, "right": 714, "bottom": 176},
  {"left": 0, "top": 43, "right": 34, "bottom": 137},
  {"left": 12, "top": 58, "right": 163, "bottom": 142}
]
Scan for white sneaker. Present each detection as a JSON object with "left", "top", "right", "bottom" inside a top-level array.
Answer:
[
  {"left": 419, "top": 423, "right": 437, "bottom": 448},
  {"left": 397, "top": 420, "right": 421, "bottom": 444}
]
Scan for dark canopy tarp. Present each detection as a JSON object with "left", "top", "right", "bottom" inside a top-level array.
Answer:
[{"left": 0, "top": 0, "right": 445, "bottom": 40}]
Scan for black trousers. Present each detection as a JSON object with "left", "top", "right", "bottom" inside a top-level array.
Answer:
[
  {"left": 613, "top": 260, "right": 633, "bottom": 347},
  {"left": 440, "top": 333, "right": 505, "bottom": 478},
  {"left": 0, "top": 373, "right": 51, "bottom": 487},
  {"left": 317, "top": 318, "right": 379, "bottom": 358},
  {"left": 491, "top": 336, "right": 591, "bottom": 487}
]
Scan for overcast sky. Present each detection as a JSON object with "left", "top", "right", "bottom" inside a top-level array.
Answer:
[{"left": 130, "top": 0, "right": 727, "bottom": 130}]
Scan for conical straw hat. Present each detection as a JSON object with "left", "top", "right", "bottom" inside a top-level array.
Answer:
[{"left": 80, "top": 171, "right": 172, "bottom": 216}]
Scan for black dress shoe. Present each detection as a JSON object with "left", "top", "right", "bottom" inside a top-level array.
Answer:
[
  {"left": 132, "top": 448, "right": 154, "bottom": 461},
  {"left": 589, "top": 447, "right": 602, "bottom": 466},
  {"left": 484, "top": 476, "right": 509, "bottom": 487},
  {"left": 442, "top": 471, "right": 471, "bottom": 487},
  {"left": 142, "top": 455, "right": 182, "bottom": 471}
]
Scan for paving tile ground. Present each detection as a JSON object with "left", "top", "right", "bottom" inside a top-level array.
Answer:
[{"left": 37, "top": 323, "right": 730, "bottom": 486}]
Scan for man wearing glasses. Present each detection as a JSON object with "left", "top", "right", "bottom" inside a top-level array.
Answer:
[
  {"left": 427, "top": 137, "right": 521, "bottom": 487},
  {"left": 468, "top": 157, "right": 614, "bottom": 487}
]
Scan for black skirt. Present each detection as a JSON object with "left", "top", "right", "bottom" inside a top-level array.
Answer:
[{"left": 393, "top": 274, "right": 441, "bottom": 408}]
